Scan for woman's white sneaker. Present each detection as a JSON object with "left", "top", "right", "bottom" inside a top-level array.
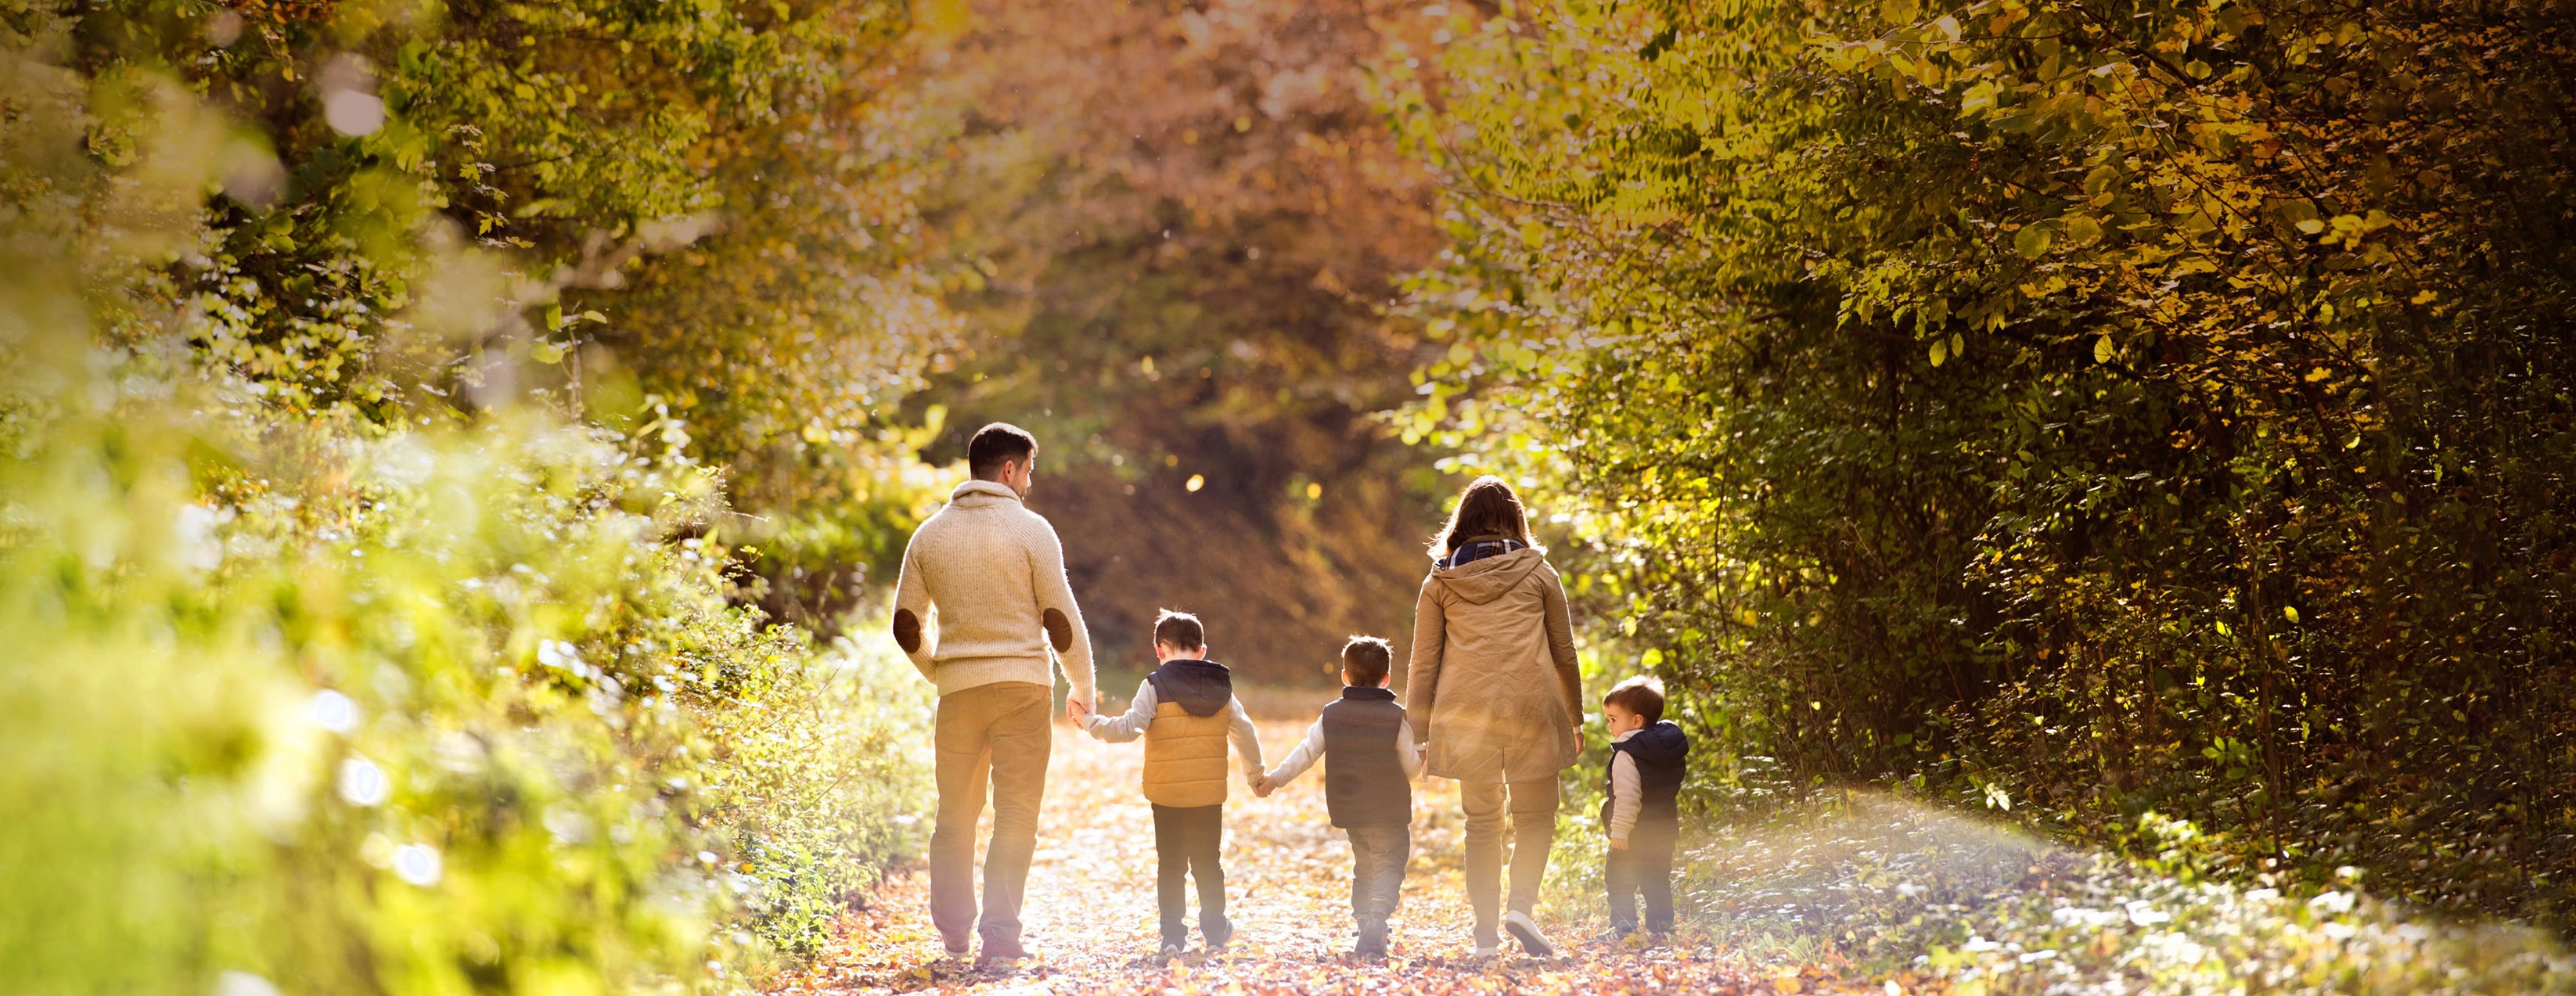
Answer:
[{"left": 1502, "top": 911, "right": 1556, "bottom": 957}]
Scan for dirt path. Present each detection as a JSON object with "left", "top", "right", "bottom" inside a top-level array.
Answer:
[{"left": 773, "top": 719, "right": 1764, "bottom": 994}]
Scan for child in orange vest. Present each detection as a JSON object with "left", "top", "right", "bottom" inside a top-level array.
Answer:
[{"left": 1078, "top": 609, "right": 1265, "bottom": 955}]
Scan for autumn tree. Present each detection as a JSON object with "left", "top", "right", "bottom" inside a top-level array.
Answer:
[
  {"left": 906, "top": 0, "right": 1457, "bottom": 677},
  {"left": 1400, "top": 0, "right": 2576, "bottom": 921}
]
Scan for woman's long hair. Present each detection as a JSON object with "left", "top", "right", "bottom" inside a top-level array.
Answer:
[{"left": 1429, "top": 475, "right": 1544, "bottom": 556}]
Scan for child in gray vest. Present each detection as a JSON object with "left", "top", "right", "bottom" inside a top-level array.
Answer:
[
  {"left": 1599, "top": 675, "right": 1689, "bottom": 940},
  {"left": 1253, "top": 636, "right": 1421, "bottom": 958},
  {"left": 1080, "top": 609, "right": 1265, "bottom": 956}
]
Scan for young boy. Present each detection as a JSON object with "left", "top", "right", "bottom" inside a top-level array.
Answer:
[
  {"left": 1078, "top": 609, "right": 1265, "bottom": 955},
  {"left": 1599, "top": 675, "right": 1689, "bottom": 940},
  {"left": 1252, "top": 635, "right": 1419, "bottom": 958}
]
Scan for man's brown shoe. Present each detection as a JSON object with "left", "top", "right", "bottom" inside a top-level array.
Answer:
[{"left": 977, "top": 940, "right": 1031, "bottom": 966}]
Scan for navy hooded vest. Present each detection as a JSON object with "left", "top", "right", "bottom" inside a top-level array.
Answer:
[
  {"left": 1599, "top": 720, "right": 1688, "bottom": 825},
  {"left": 1320, "top": 686, "right": 1410, "bottom": 828},
  {"left": 1145, "top": 658, "right": 1235, "bottom": 717}
]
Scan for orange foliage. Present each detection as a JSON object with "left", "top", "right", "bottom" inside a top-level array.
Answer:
[{"left": 904, "top": 0, "right": 1461, "bottom": 679}]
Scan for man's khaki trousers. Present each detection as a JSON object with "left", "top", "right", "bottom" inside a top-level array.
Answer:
[{"left": 929, "top": 681, "right": 1052, "bottom": 954}]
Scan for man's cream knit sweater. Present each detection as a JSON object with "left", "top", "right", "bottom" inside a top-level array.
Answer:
[{"left": 890, "top": 480, "right": 1097, "bottom": 703}]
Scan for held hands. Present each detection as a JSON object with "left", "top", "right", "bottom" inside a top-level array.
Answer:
[
  {"left": 1250, "top": 775, "right": 1276, "bottom": 797},
  {"left": 1064, "top": 695, "right": 1095, "bottom": 725}
]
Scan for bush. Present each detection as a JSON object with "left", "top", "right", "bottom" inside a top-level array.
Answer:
[
  {"left": 0, "top": 387, "right": 929, "bottom": 992},
  {"left": 0, "top": 30, "right": 928, "bottom": 994},
  {"left": 693, "top": 632, "right": 932, "bottom": 963}
]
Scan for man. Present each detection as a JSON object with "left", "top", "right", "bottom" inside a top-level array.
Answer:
[{"left": 891, "top": 422, "right": 1096, "bottom": 964}]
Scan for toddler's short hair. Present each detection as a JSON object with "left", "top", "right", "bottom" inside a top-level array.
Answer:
[
  {"left": 1603, "top": 674, "right": 1666, "bottom": 724},
  {"left": 1153, "top": 609, "right": 1204, "bottom": 651},
  {"left": 1340, "top": 635, "right": 1393, "bottom": 686}
]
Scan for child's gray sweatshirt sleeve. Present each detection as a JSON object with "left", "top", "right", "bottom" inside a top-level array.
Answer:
[
  {"left": 1228, "top": 698, "right": 1264, "bottom": 778},
  {"left": 1608, "top": 750, "right": 1642, "bottom": 841},
  {"left": 1263, "top": 721, "right": 1327, "bottom": 786},
  {"left": 1085, "top": 680, "right": 1157, "bottom": 742},
  {"left": 1266, "top": 717, "right": 1420, "bottom": 786}
]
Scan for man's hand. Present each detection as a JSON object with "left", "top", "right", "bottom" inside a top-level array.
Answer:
[
  {"left": 1065, "top": 696, "right": 1093, "bottom": 725},
  {"left": 1611, "top": 837, "right": 1630, "bottom": 851},
  {"left": 1250, "top": 775, "right": 1275, "bottom": 797}
]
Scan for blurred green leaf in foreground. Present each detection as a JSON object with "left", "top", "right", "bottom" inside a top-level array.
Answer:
[{"left": 0, "top": 6, "right": 930, "bottom": 993}]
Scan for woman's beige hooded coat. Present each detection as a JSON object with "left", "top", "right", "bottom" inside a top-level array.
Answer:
[{"left": 1403, "top": 546, "right": 1584, "bottom": 782}]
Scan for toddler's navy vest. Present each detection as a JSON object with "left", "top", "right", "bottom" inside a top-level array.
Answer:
[
  {"left": 1599, "top": 720, "right": 1689, "bottom": 825},
  {"left": 1321, "top": 686, "right": 1410, "bottom": 828}
]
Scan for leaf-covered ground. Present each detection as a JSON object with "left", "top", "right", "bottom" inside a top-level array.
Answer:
[
  {"left": 765, "top": 715, "right": 2576, "bottom": 996},
  {"left": 771, "top": 719, "right": 1790, "bottom": 994}
]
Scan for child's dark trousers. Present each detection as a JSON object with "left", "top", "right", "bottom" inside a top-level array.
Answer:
[
  {"left": 1606, "top": 819, "right": 1678, "bottom": 934},
  {"left": 1152, "top": 804, "right": 1229, "bottom": 949}
]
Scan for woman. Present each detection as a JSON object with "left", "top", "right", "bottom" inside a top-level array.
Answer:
[{"left": 1404, "top": 476, "right": 1583, "bottom": 957}]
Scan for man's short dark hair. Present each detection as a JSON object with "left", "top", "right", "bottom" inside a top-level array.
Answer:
[
  {"left": 967, "top": 422, "right": 1038, "bottom": 480},
  {"left": 1604, "top": 675, "right": 1666, "bottom": 724},
  {"left": 1340, "top": 636, "right": 1393, "bottom": 686},
  {"left": 1153, "top": 609, "right": 1204, "bottom": 651}
]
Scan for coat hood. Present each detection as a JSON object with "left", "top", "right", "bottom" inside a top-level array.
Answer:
[
  {"left": 1616, "top": 721, "right": 1690, "bottom": 768},
  {"left": 1430, "top": 546, "right": 1545, "bottom": 605},
  {"left": 948, "top": 480, "right": 1024, "bottom": 509},
  {"left": 1147, "top": 658, "right": 1234, "bottom": 717}
]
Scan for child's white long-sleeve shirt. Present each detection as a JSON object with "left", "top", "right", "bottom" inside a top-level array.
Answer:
[
  {"left": 1261, "top": 717, "right": 1422, "bottom": 787},
  {"left": 1083, "top": 678, "right": 1265, "bottom": 778},
  {"left": 1606, "top": 727, "right": 1642, "bottom": 842}
]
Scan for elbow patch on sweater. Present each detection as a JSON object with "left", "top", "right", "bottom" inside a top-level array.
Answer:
[
  {"left": 893, "top": 609, "right": 923, "bottom": 654},
  {"left": 1042, "top": 609, "right": 1073, "bottom": 652}
]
